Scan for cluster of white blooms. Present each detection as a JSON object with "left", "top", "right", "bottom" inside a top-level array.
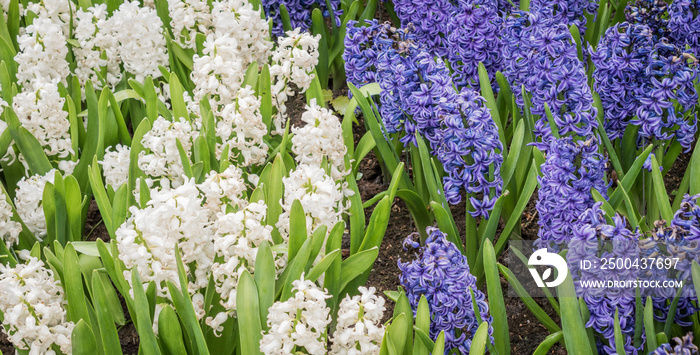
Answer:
[
  {"left": 12, "top": 80, "right": 73, "bottom": 160},
  {"left": 138, "top": 116, "right": 198, "bottom": 185},
  {"left": 24, "top": 0, "right": 72, "bottom": 32},
  {"left": 73, "top": 4, "right": 122, "bottom": 89},
  {"left": 0, "top": 257, "right": 74, "bottom": 354},
  {"left": 198, "top": 166, "right": 248, "bottom": 213},
  {"left": 168, "top": 0, "right": 212, "bottom": 49},
  {"left": 210, "top": 0, "right": 271, "bottom": 65},
  {"left": 101, "top": 144, "right": 132, "bottom": 189},
  {"left": 277, "top": 164, "right": 348, "bottom": 240},
  {"left": 14, "top": 170, "right": 56, "bottom": 239},
  {"left": 109, "top": 1, "right": 169, "bottom": 82},
  {"left": 270, "top": 30, "right": 320, "bottom": 132},
  {"left": 292, "top": 100, "right": 349, "bottom": 180},
  {"left": 0, "top": 188, "right": 22, "bottom": 249},
  {"left": 116, "top": 178, "right": 215, "bottom": 301},
  {"left": 214, "top": 87, "right": 268, "bottom": 166},
  {"left": 190, "top": 33, "right": 248, "bottom": 108},
  {"left": 15, "top": 17, "right": 70, "bottom": 88},
  {"left": 206, "top": 201, "right": 284, "bottom": 333},
  {"left": 331, "top": 287, "right": 386, "bottom": 354},
  {"left": 260, "top": 276, "right": 331, "bottom": 355}
]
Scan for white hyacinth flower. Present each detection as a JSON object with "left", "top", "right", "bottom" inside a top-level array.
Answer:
[
  {"left": 206, "top": 201, "right": 286, "bottom": 334},
  {"left": 260, "top": 276, "right": 331, "bottom": 355},
  {"left": 73, "top": 4, "right": 122, "bottom": 90},
  {"left": 331, "top": 287, "right": 386, "bottom": 354},
  {"left": 116, "top": 178, "right": 215, "bottom": 300},
  {"left": 292, "top": 100, "right": 350, "bottom": 181},
  {"left": 270, "top": 30, "right": 320, "bottom": 133},
  {"left": 15, "top": 169, "right": 56, "bottom": 239},
  {"left": 277, "top": 164, "right": 348, "bottom": 241},
  {"left": 0, "top": 187, "right": 22, "bottom": 249},
  {"left": 15, "top": 16, "right": 70, "bottom": 88},
  {"left": 168, "top": 0, "right": 213, "bottom": 49},
  {"left": 101, "top": 144, "right": 132, "bottom": 189},
  {"left": 109, "top": 1, "right": 169, "bottom": 82},
  {"left": 214, "top": 86, "right": 269, "bottom": 167},
  {"left": 12, "top": 80, "right": 73, "bottom": 160},
  {"left": 138, "top": 116, "right": 198, "bottom": 186},
  {"left": 0, "top": 257, "right": 74, "bottom": 354}
]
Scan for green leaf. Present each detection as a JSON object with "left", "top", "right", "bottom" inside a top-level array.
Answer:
[
  {"left": 168, "top": 246, "right": 210, "bottom": 355},
  {"left": 288, "top": 199, "right": 307, "bottom": 261},
  {"left": 72, "top": 320, "right": 98, "bottom": 355},
  {"left": 482, "top": 240, "right": 509, "bottom": 355},
  {"left": 306, "top": 249, "right": 340, "bottom": 282},
  {"left": 498, "top": 265, "right": 560, "bottom": 333},
  {"left": 413, "top": 295, "right": 430, "bottom": 355},
  {"left": 558, "top": 272, "right": 594, "bottom": 355},
  {"left": 533, "top": 332, "right": 564, "bottom": 355},
  {"left": 495, "top": 164, "right": 538, "bottom": 256},
  {"left": 651, "top": 155, "right": 673, "bottom": 223},
  {"left": 339, "top": 247, "right": 379, "bottom": 292},
  {"left": 266, "top": 155, "right": 285, "bottom": 244},
  {"left": 478, "top": 63, "right": 507, "bottom": 154},
  {"left": 254, "top": 241, "right": 276, "bottom": 329},
  {"left": 469, "top": 322, "right": 490, "bottom": 355},
  {"left": 613, "top": 309, "right": 626, "bottom": 355},
  {"left": 644, "top": 297, "right": 658, "bottom": 351},
  {"left": 63, "top": 244, "right": 92, "bottom": 325},
  {"left": 91, "top": 271, "right": 123, "bottom": 355},
  {"left": 130, "top": 269, "right": 162, "bottom": 355},
  {"left": 5, "top": 109, "right": 52, "bottom": 175},
  {"left": 238, "top": 270, "right": 263, "bottom": 355},
  {"left": 158, "top": 305, "right": 188, "bottom": 355},
  {"left": 358, "top": 196, "right": 391, "bottom": 253},
  {"left": 432, "top": 331, "right": 445, "bottom": 355}
]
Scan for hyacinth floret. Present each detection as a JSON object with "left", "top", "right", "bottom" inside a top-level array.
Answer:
[
  {"left": 437, "top": 88, "right": 503, "bottom": 217},
  {"left": 639, "top": 194, "right": 700, "bottom": 326},
  {"left": 535, "top": 137, "right": 608, "bottom": 251},
  {"left": 591, "top": 22, "right": 654, "bottom": 140},
  {"left": 444, "top": 0, "right": 503, "bottom": 88},
  {"left": 652, "top": 333, "right": 699, "bottom": 355},
  {"left": 669, "top": 0, "right": 700, "bottom": 56},
  {"left": 567, "top": 203, "right": 643, "bottom": 354},
  {"left": 503, "top": 9, "right": 597, "bottom": 149},
  {"left": 399, "top": 227, "right": 493, "bottom": 354},
  {"left": 389, "top": 0, "right": 503, "bottom": 89},
  {"left": 529, "top": 0, "right": 598, "bottom": 34},
  {"left": 262, "top": 0, "right": 341, "bottom": 37},
  {"left": 260, "top": 275, "right": 331, "bottom": 355},
  {"left": 344, "top": 20, "right": 409, "bottom": 89},
  {"left": 625, "top": 0, "right": 670, "bottom": 39},
  {"left": 632, "top": 39, "right": 698, "bottom": 151}
]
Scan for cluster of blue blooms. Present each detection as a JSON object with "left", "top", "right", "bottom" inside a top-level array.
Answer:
[
  {"left": 261, "top": 0, "right": 341, "bottom": 36},
  {"left": 640, "top": 194, "right": 700, "bottom": 327},
  {"left": 535, "top": 137, "right": 608, "bottom": 251},
  {"left": 625, "top": 0, "right": 670, "bottom": 39},
  {"left": 593, "top": 22, "right": 699, "bottom": 150},
  {"left": 386, "top": 0, "right": 504, "bottom": 88},
  {"left": 503, "top": 10, "right": 598, "bottom": 150},
  {"left": 344, "top": 21, "right": 503, "bottom": 217},
  {"left": 652, "top": 333, "right": 699, "bottom": 354},
  {"left": 399, "top": 227, "right": 493, "bottom": 354},
  {"left": 567, "top": 203, "right": 643, "bottom": 354},
  {"left": 632, "top": 40, "right": 698, "bottom": 151},
  {"left": 669, "top": 0, "right": 700, "bottom": 55},
  {"left": 529, "top": 0, "right": 598, "bottom": 34},
  {"left": 591, "top": 23, "right": 655, "bottom": 140},
  {"left": 437, "top": 88, "right": 503, "bottom": 214}
]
